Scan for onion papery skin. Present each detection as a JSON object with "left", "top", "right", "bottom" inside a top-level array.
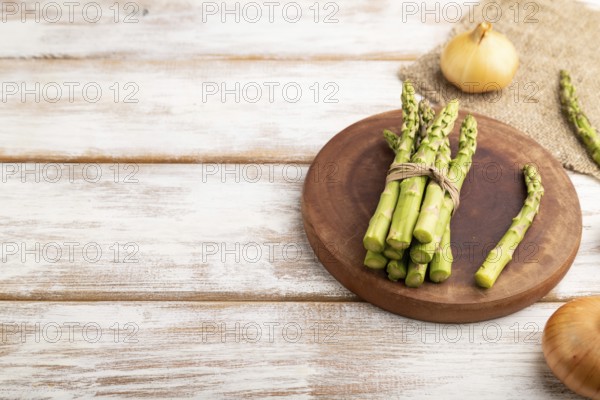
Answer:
[
  {"left": 440, "top": 22, "right": 519, "bottom": 94},
  {"left": 542, "top": 297, "right": 600, "bottom": 399}
]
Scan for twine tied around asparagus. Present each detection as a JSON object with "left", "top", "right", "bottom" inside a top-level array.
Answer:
[{"left": 386, "top": 163, "right": 461, "bottom": 214}]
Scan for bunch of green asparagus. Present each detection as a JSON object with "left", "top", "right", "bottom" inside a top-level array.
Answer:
[
  {"left": 362, "top": 81, "right": 478, "bottom": 287},
  {"left": 363, "top": 82, "right": 545, "bottom": 289}
]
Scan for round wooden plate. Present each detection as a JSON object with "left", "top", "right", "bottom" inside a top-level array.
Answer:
[{"left": 302, "top": 109, "right": 582, "bottom": 323}]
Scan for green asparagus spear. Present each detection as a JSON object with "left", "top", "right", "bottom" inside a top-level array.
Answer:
[
  {"left": 383, "top": 245, "right": 403, "bottom": 261},
  {"left": 409, "top": 115, "right": 478, "bottom": 263},
  {"left": 363, "top": 81, "right": 420, "bottom": 253},
  {"left": 417, "top": 99, "right": 435, "bottom": 147},
  {"left": 364, "top": 251, "right": 388, "bottom": 270},
  {"left": 410, "top": 200, "right": 452, "bottom": 264},
  {"left": 387, "top": 257, "right": 408, "bottom": 282},
  {"left": 412, "top": 133, "right": 452, "bottom": 244},
  {"left": 559, "top": 70, "right": 600, "bottom": 166},
  {"left": 475, "top": 164, "right": 544, "bottom": 288},
  {"left": 429, "top": 226, "right": 453, "bottom": 283},
  {"left": 405, "top": 259, "right": 428, "bottom": 288},
  {"left": 386, "top": 99, "right": 460, "bottom": 250}
]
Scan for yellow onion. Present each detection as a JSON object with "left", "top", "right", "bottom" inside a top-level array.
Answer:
[
  {"left": 440, "top": 22, "right": 519, "bottom": 93},
  {"left": 542, "top": 297, "right": 600, "bottom": 399}
]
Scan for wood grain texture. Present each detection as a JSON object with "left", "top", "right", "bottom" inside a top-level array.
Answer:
[
  {"left": 2, "top": 0, "right": 598, "bottom": 61},
  {"left": 0, "top": 0, "right": 598, "bottom": 163},
  {"left": 0, "top": 301, "right": 586, "bottom": 399},
  {"left": 303, "top": 109, "right": 582, "bottom": 322},
  {"left": 0, "top": 0, "right": 451, "bottom": 60},
  {"left": 0, "top": 163, "right": 595, "bottom": 303},
  {"left": 0, "top": 163, "right": 350, "bottom": 301},
  {"left": 0, "top": 0, "right": 597, "bottom": 397},
  {"left": 0, "top": 59, "right": 404, "bottom": 163}
]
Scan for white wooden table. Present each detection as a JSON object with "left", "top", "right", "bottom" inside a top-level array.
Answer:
[{"left": 0, "top": 1, "right": 598, "bottom": 398}]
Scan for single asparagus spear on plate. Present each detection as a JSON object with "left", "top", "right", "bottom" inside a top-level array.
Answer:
[
  {"left": 386, "top": 99, "right": 460, "bottom": 250},
  {"left": 410, "top": 114, "right": 478, "bottom": 264},
  {"left": 363, "top": 81, "right": 420, "bottom": 253},
  {"left": 429, "top": 225, "right": 453, "bottom": 283},
  {"left": 475, "top": 164, "right": 544, "bottom": 288},
  {"left": 559, "top": 70, "right": 600, "bottom": 166}
]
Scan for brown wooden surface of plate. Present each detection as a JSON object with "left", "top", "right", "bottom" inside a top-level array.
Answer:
[{"left": 302, "top": 109, "right": 582, "bottom": 323}]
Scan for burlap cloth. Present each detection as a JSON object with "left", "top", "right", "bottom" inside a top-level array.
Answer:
[{"left": 399, "top": 0, "right": 600, "bottom": 179}]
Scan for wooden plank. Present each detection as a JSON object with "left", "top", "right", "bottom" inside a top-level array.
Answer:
[
  {"left": 3, "top": 0, "right": 599, "bottom": 61},
  {"left": 0, "top": 163, "right": 351, "bottom": 301},
  {"left": 0, "top": 163, "right": 596, "bottom": 302},
  {"left": 0, "top": 0, "right": 453, "bottom": 60},
  {"left": 0, "top": 301, "right": 581, "bottom": 398},
  {"left": 0, "top": 59, "right": 404, "bottom": 163}
]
